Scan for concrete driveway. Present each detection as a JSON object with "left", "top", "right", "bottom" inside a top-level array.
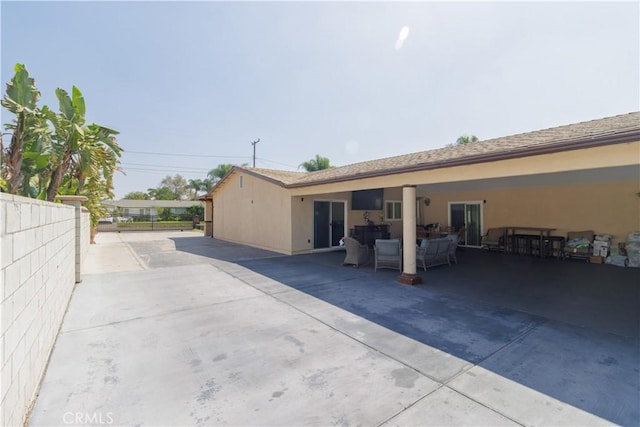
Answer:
[{"left": 28, "top": 232, "right": 639, "bottom": 426}]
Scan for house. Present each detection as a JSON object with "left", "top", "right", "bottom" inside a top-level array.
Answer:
[
  {"left": 202, "top": 112, "right": 640, "bottom": 281},
  {"left": 102, "top": 199, "right": 204, "bottom": 221}
]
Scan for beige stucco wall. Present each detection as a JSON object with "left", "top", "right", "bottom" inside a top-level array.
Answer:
[
  {"left": 290, "top": 191, "right": 351, "bottom": 254},
  {"left": 419, "top": 179, "right": 639, "bottom": 245},
  {"left": 212, "top": 171, "right": 292, "bottom": 254},
  {"left": 289, "top": 187, "right": 411, "bottom": 254}
]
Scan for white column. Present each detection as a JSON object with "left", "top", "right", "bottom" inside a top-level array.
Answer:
[{"left": 398, "top": 185, "right": 422, "bottom": 285}]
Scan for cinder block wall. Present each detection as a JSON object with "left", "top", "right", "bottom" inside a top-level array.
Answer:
[
  {"left": 80, "top": 208, "right": 90, "bottom": 266},
  {"left": 0, "top": 194, "right": 78, "bottom": 426}
]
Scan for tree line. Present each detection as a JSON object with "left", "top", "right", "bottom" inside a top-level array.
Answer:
[{"left": 124, "top": 155, "right": 334, "bottom": 200}]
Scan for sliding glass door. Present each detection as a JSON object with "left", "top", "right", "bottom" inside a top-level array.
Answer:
[
  {"left": 449, "top": 202, "right": 483, "bottom": 247},
  {"left": 313, "top": 201, "right": 345, "bottom": 249}
]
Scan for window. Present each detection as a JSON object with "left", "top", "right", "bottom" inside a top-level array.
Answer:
[{"left": 385, "top": 201, "right": 402, "bottom": 221}]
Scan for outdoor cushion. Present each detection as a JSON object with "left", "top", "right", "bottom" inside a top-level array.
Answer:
[{"left": 377, "top": 239, "right": 401, "bottom": 256}]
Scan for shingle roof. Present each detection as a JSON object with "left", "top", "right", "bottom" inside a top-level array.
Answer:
[
  {"left": 242, "top": 168, "right": 307, "bottom": 185},
  {"left": 229, "top": 111, "right": 640, "bottom": 190}
]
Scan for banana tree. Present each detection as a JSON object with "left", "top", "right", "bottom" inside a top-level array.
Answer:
[
  {"left": 44, "top": 86, "right": 121, "bottom": 202},
  {"left": 1, "top": 63, "right": 51, "bottom": 195}
]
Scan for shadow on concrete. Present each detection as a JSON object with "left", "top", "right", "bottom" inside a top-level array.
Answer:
[{"left": 171, "top": 236, "right": 640, "bottom": 425}]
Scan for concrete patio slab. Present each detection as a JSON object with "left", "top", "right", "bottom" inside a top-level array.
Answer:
[
  {"left": 383, "top": 386, "right": 517, "bottom": 426},
  {"left": 62, "top": 264, "right": 264, "bottom": 332},
  {"left": 30, "top": 267, "right": 440, "bottom": 425},
  {"left": 448, "top": 366, "right": 611, "bottom": 426},
  {"left": 28, "top": 232, "right": 639, "bottom": 426}
]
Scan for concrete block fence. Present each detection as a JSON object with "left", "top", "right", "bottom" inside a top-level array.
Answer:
[{"left": 0, "top": 193, "right": 89, "bottom": 426}]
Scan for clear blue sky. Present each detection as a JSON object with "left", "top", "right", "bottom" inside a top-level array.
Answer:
[{"left": 2, "top": 1, "right": 638, "bottom": 199}]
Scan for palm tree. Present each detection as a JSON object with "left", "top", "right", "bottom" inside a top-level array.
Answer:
[
  {"left": 188, "top": 178, "right": 205, "bottom": 200},
  {"left": 455, "top": 135, "right": 479, "bottom": 145},
  {"left": 299, "top": 155, "right": 331, "bottom": 172}
]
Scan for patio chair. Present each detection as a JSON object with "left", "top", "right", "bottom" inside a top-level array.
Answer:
[
  {"left": 374, "top": 239, "right": 402, "bottom": 272},
  {"left": 481, "top": 227, "right": 506, "bottom": 251},
  {"left": 341, "top": 236, "right": 370, "bottom": 268},
  {"left": 456, "top": 226, "right": 466, "bottom": 251},
  {"left": 447, "top": 233, "right": 460, "bottom": 264}
]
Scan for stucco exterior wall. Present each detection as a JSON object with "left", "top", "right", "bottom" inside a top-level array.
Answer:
[
  {"left": 420, "top": 179, "right": 639, "bottom": 245},
  {"left": 213, "top": 172, "right": 292, "bottom": 254},
  {"left": 290, "top": 191, "right": 351, "bottom": 254},
  {"left": 289, "top": 188, "right": 410, "bottom": 254},
  {"left": 0, "top": 194, "right": 79, "bottom": 426}
]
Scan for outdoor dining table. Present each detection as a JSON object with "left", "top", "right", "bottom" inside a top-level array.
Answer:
[{"left": 503, "top": 226, "right": 556, "bottom": 258}]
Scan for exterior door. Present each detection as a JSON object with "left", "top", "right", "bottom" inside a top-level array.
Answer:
[
  {"left": 449, "top": 202, "right": 483, "bottom": 247},
  {"left": 314, "top": 201, "right": 345, "bottom": 249}
]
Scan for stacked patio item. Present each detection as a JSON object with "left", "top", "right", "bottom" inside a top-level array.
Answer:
[
  {"left": 624, "top": 232, "right": 640, "bottom": 268},
  {"left": 591, "top": 234, "right": 612, "bottom": 264},
  {"left": 563, "top": 230, "right": 594, "bottom": 261}
]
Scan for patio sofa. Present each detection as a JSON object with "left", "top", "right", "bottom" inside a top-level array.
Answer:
[{"left": 416, "top": 237, "right": 451, "bottom": 271}]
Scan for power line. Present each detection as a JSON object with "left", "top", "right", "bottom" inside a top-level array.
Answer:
[
  {"left": 121, "top": 162, "right": 210, "bottom": 172},
  {"left": 126, "top": 150, "right": 252, "bottom": 159},
  {"left": 123, "top": 150, "right": 299, "bottom": 170},
  {"left": 122, "top": 167, "right": 209, "bottom": 175},
  {"left": 255, "top": 157, "right": 298, "bottom": 169}
]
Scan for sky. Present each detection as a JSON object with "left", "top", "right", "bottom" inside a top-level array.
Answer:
[{"left": 1, "top": 1, "right": 638, "bottom": 199}]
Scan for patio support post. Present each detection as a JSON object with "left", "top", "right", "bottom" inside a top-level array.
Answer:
[{"left": 398, "top": 185, "right": 422, "bottom": 285}]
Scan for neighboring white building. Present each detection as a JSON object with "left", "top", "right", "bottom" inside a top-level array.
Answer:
[{"left": 102, "top": 200, "right": 204, "bottom": 219}]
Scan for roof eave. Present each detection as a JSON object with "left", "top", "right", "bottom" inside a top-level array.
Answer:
[{"left": 285, "top": 130, "right": 640, "bottom": 189}]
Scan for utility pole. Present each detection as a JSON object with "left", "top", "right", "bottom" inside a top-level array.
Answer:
[{"left": 251, "top": 138, "right": 260, "bottom": 167}]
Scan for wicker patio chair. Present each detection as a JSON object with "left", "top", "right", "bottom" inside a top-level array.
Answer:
[
  {"left": 374, "top": 239, "right": 402, "bottom": 272},
  {"left": 342, "top": 237, "right": 370, "bottom": 267}
]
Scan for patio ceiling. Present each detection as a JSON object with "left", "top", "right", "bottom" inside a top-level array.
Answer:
[{"left": 416, "top": 164, "right": 638, "bottom": 194}]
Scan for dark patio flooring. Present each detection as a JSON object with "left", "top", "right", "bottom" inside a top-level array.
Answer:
[{"left": 171, "top": 236, "right": 640, "bottom": 425}]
